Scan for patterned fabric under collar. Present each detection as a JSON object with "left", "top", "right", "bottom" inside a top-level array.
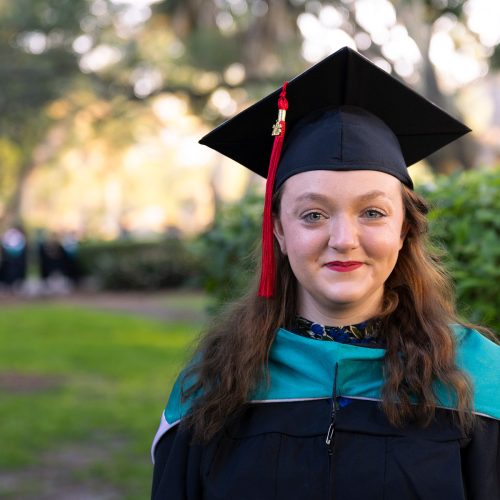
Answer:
[{"left": 292, "top": 316, "right": 385, "bottom": 347}]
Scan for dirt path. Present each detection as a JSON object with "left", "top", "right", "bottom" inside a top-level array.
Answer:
[
  {"left": 0, "top": 433, "right": 127, "bottom": 500},
  {"left": 0, "top": 290, "right": 208, "bottom": 324}
]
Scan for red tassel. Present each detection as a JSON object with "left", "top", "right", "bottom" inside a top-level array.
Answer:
[{"left": 258, "top": 82, "right": 289, "bottom": 297}]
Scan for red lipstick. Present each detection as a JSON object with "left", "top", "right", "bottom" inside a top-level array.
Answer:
[{"left": 325, "top": 261, "right": 363, "bottom": 272}]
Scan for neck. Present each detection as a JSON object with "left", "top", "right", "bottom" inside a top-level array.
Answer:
[{"left": 298, "top": 288, "right": 383, "bottom": 327}]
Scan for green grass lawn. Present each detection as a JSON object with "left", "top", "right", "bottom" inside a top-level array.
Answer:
[{"left": 0, "top": 303, "right": 202, "bottom": 499}]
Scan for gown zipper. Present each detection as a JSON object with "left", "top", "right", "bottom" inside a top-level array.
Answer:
[{"left": 326, "top": 362, "right": 339, "bottom": 500}]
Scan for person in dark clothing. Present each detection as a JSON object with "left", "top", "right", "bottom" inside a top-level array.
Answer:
[
  {"left": 0, "top": 226, "right": 28, "bottom": 289},
  {"left": 60, "top": 232, "right": 81, "bottom": 285},
  {"left": 38, "top": 233, "right": 64, "bottom": 280},
  {"left": 151, "top": 47, "right": 500, "bottom": 500}
]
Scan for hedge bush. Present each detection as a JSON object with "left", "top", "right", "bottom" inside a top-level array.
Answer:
[
  {"left": 419, "top": 168, "right": 499, "bottom": 332},
  {"left": 193, "top": 190, "right": 262, "bottom": 308},
  {"left": 78, "top": 237, "right": 201, "bottom": 290}
]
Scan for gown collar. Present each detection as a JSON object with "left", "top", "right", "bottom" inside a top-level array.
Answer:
[
  {"left": 292, "top": 316, "right": 384, "bottom": 347},
  {"left": 164, "top": 325, "right": 500, "bottom": 425}
]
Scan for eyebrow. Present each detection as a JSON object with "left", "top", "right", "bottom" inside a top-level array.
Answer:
[
  {"left": 354, "top": 190, "right": 392, "bottom": 203},
  {"left": 294, "top": 189, "right": 391, "bottom": 204}
]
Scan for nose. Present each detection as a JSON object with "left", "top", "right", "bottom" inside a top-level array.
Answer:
[{"left": 328, "top": 215, "right": 359, "bottom": 252}]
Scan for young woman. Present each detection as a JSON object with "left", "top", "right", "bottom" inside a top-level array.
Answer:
[{"left": 151, "top": 47, "right": 500, "bottom": 500}]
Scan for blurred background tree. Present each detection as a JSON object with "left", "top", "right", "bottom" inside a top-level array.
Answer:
[{"left": 0, "top": 0, "right": 87, "bottom": 227}]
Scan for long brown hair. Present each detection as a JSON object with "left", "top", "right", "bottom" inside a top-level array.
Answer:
[{"left": 181, "top": 184, "right": 479, "bottom": 441}]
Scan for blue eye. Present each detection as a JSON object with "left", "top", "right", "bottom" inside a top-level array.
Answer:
[
  {"left": 303, "top": 212, "right": 323, "bottom": 223},
  {"left": 363, "top": 209, "right": 385, "bottom": 218}
]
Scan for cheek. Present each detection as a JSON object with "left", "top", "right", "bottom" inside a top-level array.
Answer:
[
  {"left": 281, "top": 233, "right": 304, "bottom": 259},
  {"left": 363, "top": 226, "right": 403, "bottom": 261},
  {"left": 283, "top": 228, "right": 324, "bottom": 260}
]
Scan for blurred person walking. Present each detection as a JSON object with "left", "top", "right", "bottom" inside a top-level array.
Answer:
[{"left": 0, "top": 226, "right": 28, "bottom": 293}]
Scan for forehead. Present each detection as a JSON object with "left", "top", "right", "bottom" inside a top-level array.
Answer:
[{"left": 280, "top": 170, "right": 403, "bottom": 201}]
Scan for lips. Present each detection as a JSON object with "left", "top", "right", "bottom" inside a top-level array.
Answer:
[{"left": 325, "top": 261, "right": 363, "bottom": 272}]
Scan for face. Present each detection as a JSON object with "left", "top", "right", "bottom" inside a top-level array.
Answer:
[{"left": 273, "top": 170, "right": 406, "bottom": 325}]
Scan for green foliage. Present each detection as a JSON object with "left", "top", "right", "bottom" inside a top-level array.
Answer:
[
  {"left": 419, "top": 168, "right": 500, "bottom": 331},
  {"left": 79, "top": 238, "right": 201, "bottom": 290},
  {"left": 183, "top": 28, "right": 240, "bottom": 71},
  {"left": 0, "top": 0, "right": 86, "bottom": 131},
  {"left": 194, "top": 189, "right": 263, "bottom": 307},
  {"left": 0, "top": 304, "right": 198, "bottom": 497}
]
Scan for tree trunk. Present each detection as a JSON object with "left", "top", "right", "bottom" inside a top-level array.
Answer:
[
  {"left": 242, "top": 0, "right": 297, "bottom": 79},
  {"left": 398, "top": 2, "right": 477, "bottom": 173},
  {"left": 0, "top": 123, "right": 67, "bottom": 231},
  {"left": 0, "top": 160, "right": 34, "bottom": 230}
]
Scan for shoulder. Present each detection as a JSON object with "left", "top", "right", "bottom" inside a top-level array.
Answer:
[
  {"left": 451, "top": 324, "right": 500, "bottom": 420},
  {"left": 163, "top": 367, "right": 196, "bottom": 427},
  {"left": 452, "top": 322, "right": 498, "bottom": 341},
  {"left": 152, "top": 366, "right": 198, "bottom": 461},
  {"left": 451, "top": 323, "right": 500, "bottom": 360}
]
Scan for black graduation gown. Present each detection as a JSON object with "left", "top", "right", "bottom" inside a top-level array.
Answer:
[{"left": 151, "top": 397, "right": 500, "bottom": 500}]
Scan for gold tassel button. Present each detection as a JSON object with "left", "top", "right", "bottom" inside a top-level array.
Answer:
[{"left": 271, "top": 109, "right": 287, "bottom": 136}]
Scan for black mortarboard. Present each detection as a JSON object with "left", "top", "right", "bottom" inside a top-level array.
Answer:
[
  {"left": 200, "top": 46, "right": 470, "bottom": 188},
  {"left": 198, "top": 46, "right": 471, "bottom": 297}
]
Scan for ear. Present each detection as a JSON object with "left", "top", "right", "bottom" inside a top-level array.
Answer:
[{"left": 273, "top": 215, "right": 287, "bottom": 255}]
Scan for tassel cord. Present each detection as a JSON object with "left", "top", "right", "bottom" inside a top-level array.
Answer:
[{"left": 258, "top": 82, "right": 288, "bottom": 297}]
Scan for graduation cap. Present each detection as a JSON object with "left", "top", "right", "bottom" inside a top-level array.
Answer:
[{"left": 199, "top": 46, "right": 470, "bottom": 297}]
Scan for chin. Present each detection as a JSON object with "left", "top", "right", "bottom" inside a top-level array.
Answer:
[
  {"left": 324, "top": 295, "right": 364, "bottom": 307},
  {"left": 316, "top": 291, "right": 366, "bottom": 307},
  {"left": 321, "top": 285, "right": 367, "bottom": 304}
]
